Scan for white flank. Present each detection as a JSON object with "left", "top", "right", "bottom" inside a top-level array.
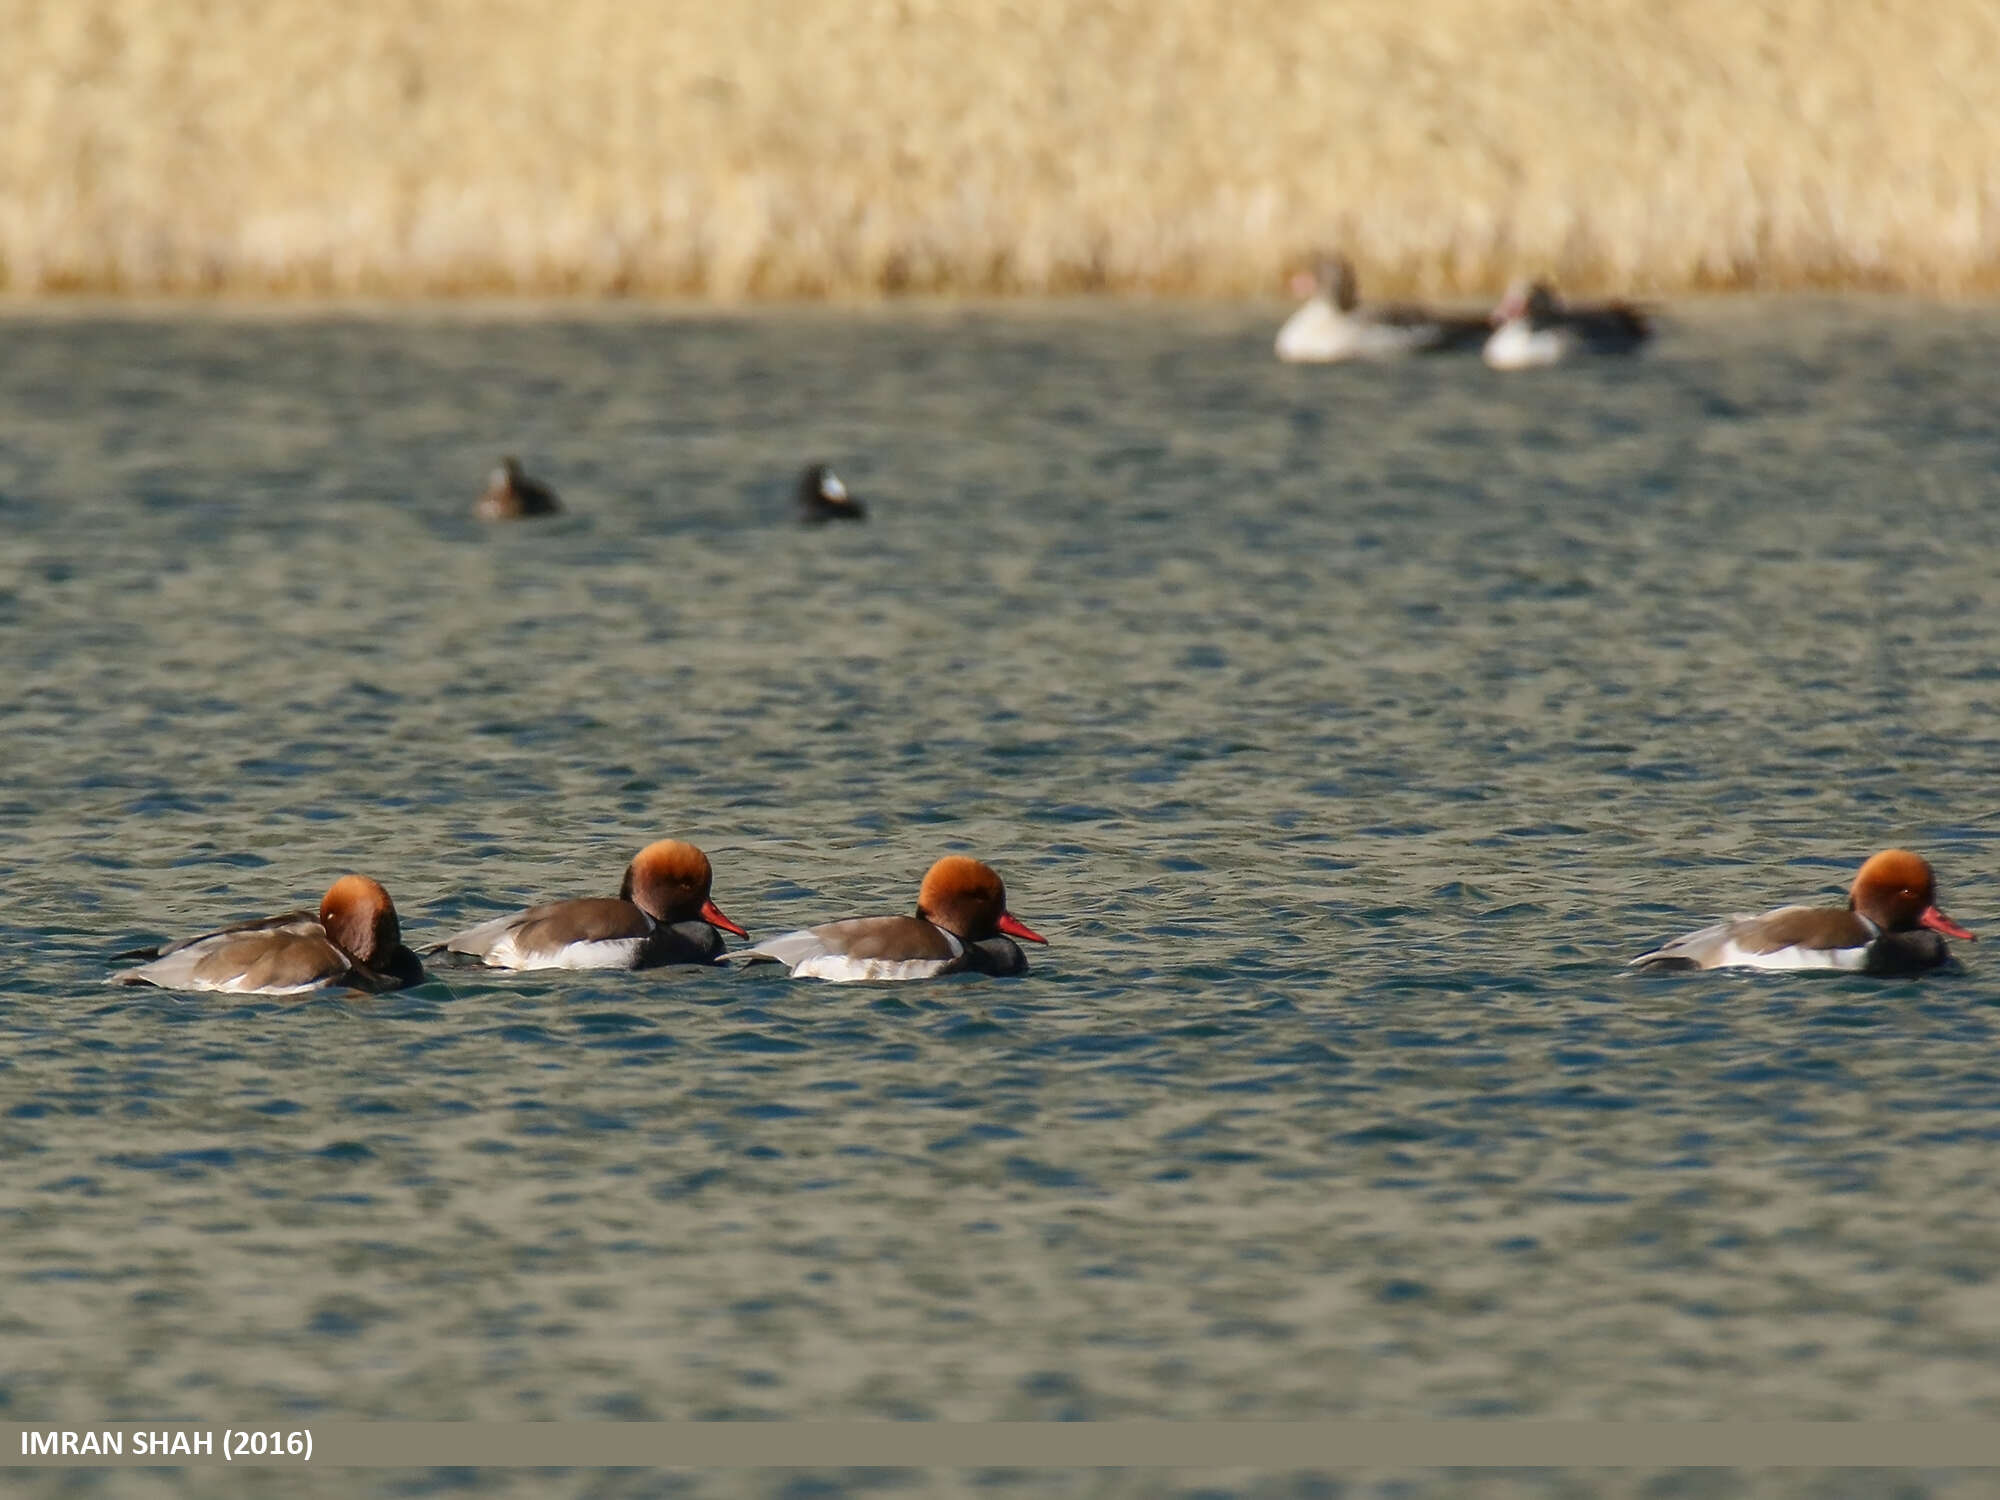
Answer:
[
  {"left": 1633, "top": 908, "right": 1881, "bottom": 972},
  {"left": 207, "top": 974, "right": 335, "bottom": 994},
  {"left": 1707, "top": 940, "right": 1872, "bottom": 973},
  {"left": 822, "top": 471, "right": 848, "bottom": 500},
  {"left": 1483, "top": 320, "right": 1567, "bottom": 370},
  {"left": 788, "top": 953, "right": 958, "bottom": 983},
  {"left": 1276, "top": 301, "right": 1435, "bottom": 363},
  {"left": 485, "top": 933, "right": 646, "bottom": 971},
  {"left": 732, "top": 925, "right": 964, "bottom": 982},
  {"left": 1275, "top": 299, "right": 1345, "bottom": 362}
]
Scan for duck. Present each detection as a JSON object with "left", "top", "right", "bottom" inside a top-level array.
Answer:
[
  {"left": 797, "top": 463, "right": 867, "bottom": 524},
  {"left": 1274, "top": 255, "right": 1491, "bottom": 363},
  {"left": 729, "top": 855, "right": 1047, "bottom": 982},
  {"left": 1483, "top": 279, "right": 1653, "bottom": 370},
  {"left": 475, "top": 455, "right": 562, "bottom": 520},
  {"left": 111, "top": 875, "right": 425, "bottom": 994},
  {"left": 1630, "top": 849, "right": 1975, "bottom": 974},
  {"left": 432, "top": 839, "right": 746, "bottom": 970}
]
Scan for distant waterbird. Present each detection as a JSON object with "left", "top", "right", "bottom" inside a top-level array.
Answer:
[
  {"left": 1483, "top": 280, "right": 1653, "bottom": 370},
  {"left": 476, "top": 455, "right": 562, "bottom": 519},
  {"left": 797, "top": 463, "right": 867, "bottom": 523},
  {"left": 1274, "top": 255, "right": 1492, "bottom": 363}
]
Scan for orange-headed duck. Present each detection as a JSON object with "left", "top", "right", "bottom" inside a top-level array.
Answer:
[
  {"left": 475, "top": 456, "right": 562, "bottom": 520},
  {"left": 797, "top": 463, "right": 866, "bottom": 524},
  {"left": 1484, "top": 279, "right": 1653, "bottom": 369},
  {"left": 1631, "top": 849, "right": 1975, "bottom": 975},
  {"left": 434, "top": 839, "right": 746, "bottom": 970},
  {"left": 1275, "top": 254, "right": 1491, "bottom": 364},
  {"left": 112, "top": 875, "right": 425, "bottom": 995},
  {"left": 730, "top": 855, "right": 1047, "bottom": 982}
]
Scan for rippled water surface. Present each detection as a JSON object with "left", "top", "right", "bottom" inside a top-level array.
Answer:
[{"left": 6, "top": 300, "right": 2000, "bottom": 1494}]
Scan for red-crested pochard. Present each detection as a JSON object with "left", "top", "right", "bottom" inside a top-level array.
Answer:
[
  {"left": 1484, "top": 279, "right": 1653, "bottom": 369},
  {"left": 1275, "top": 255, "right": 1491, "bottom": 364},
  {"left": 1631, "top": 849, "right": 1975, "bottom": 974},
  {"left": 112, "top": 875, "right": 425, "bottom": 995},
  {"left": 731, "top": 855, "right": 1047, "bottom": 982},
  {"left": 433, "top": 839, "right": 746, "bottom": 970}
]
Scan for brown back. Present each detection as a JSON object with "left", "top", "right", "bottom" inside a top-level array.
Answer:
[
  {"left": 191, "top": 931, "right": 349, "bottom": 989},
  {"left": 815, "top": 915, "right": 962, "bottom": 962},
  {"left": 1736, "top": 906, "right": 1873, "bottom": 954},
  {"left": 513, "top": 897, "right": 655, "bottom": 952}
]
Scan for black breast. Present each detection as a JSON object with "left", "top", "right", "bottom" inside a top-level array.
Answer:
[
  {"left": 642, "top": 920, "right": 729, "bottom": 966},
  {"left": 959, "top": 937, "right": 1029, "bottom": 976},
  {"left": 1863, "top": 930, "right": 1953, "bottom": 976}
]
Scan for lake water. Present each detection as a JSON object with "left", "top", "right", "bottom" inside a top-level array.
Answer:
[{"left": 4, "top": 299, "right": 2000, "bottom": 1499}]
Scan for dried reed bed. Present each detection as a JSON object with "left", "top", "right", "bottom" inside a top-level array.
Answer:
[{"left": 5, "top": 0, "right": 1998, "bottom": 299}]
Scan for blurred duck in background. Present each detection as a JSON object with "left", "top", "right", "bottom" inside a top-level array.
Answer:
[
  {"left": 475, "top": 455, "right": 562, "bottom": 519},
  {"left": 1483, "top": 279, "right": 1653, "bottom": 370},
  {"left": 1274, "top": 254, "right": 1491, "bottom": 363},
  {"left": 797, "top": 463, "right": 867, "bottom": 523}
]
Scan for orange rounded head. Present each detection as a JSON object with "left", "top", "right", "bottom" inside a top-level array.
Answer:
[
  {"left": 620, "top": 839, "right": 747, "bottom": 936},
  {"left": 1850, "top": 849, "right": 1975, "bottom": 940},
  {"left": 916, "top": 855, "right": 1048, "bottom": 945},
  {"left": 319, "top": 875, "right": 401, "bottom": 965}
]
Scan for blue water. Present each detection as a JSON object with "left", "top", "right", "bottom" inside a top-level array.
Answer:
[{"left": 4, "top": 299, "right": 2000, "bottom": 1497}]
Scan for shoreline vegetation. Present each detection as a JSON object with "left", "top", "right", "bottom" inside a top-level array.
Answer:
[{"left": 7, "top": 0, "right": 1997, "bottom": 301}]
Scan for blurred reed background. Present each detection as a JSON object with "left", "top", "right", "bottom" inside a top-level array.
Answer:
[{"left": 4, "top": 0, "right": 1996, "bottom": 300}]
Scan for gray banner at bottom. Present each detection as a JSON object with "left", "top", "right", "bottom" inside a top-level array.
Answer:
[{"left": 7, "top": 1423, "right": 2000, "bottom": 1468}]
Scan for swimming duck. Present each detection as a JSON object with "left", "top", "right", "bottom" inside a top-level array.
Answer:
[
  {"left": 1275, "top": 255, "right": 1491, "bottom": 363},
  {"left": 112, "top": 875, "right": 425, "bottom": 994},
  {"left": 1630, "top": 849, "right": 1974, "bottom": 974},
  {"left": 434, "top": 839, "right": 746, "bottom": 969},
  {"left": 475, "top": 456, "right": 562, "bottom": 520},
  {"left": 1483, "top": 280, "right": 1653, "bottom": 370},
  {"left": 797, "top": 463, "right": 867, "bottom": 524},
  {"left": 730, "top": 855, "right": 1046, "bottom": 982}
]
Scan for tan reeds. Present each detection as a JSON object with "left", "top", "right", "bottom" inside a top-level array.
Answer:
[{"left": 4, "top": 0, "right": 1997, "bottom": 299}]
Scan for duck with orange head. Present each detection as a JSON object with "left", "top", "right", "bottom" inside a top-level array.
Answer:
[
  {"left": 112, "top": 875, "right": 425, "bottom": 995},
  {"left": 1631, "top": 849, "right": 1975, "bottom": 974},
  {"left": 731, "top": 855, "right": 1048, "bottom": 982},
  {"left": 434, "top": 839, "right": 747, "bottom": 970}
]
